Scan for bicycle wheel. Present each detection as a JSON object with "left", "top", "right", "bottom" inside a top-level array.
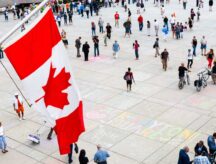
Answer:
[
  {"left": 178, "top": 81, "right": 184, "bottom": 89},
  {"left": 186, "top": 74, "right": 190, "bottom": 85},
  {"left": 196, "top": 85, "right": 201, "bottom": 92}
]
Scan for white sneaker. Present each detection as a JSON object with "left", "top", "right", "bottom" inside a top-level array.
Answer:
[
  {"left": 19, "top": 118, "right": 21, "bottom": 121},
  {"left": 22, "top": 117, "right": 25, "bottom": 120}
]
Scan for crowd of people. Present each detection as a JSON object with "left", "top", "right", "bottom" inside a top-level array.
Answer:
[{"left": 0, "top": 0, "right": 216, "bottom": 163}]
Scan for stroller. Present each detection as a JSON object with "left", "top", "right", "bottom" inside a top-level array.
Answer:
[{"left": 27, "top": 121, "right": 46, "bottom": 144}]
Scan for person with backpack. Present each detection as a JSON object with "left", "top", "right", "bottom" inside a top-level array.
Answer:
[
  {"left": 192, "top": 36, "right": 198, "bottom": 56},
  {"left": 133, "top": 40, "right": 140, "bottom": 60},
  {"left": 153, "top": 38, "right": 160, "bottom": 57},
  {"left": 124, "top": 67, "right": 135, "bottom": 92},
  {"left": 79, "top": 149, "right": 89, "bottom": 164}
]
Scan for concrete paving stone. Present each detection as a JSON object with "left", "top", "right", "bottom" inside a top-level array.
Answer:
[
  {"left": 110, "top": 134, "right": 163, "bottom": 162},
  {"left": 81, "top": 124, "right": 130, "bottom": 149},
  {"left": 129, "top": 100, "right": 171, "bottom": 118},
  {"left": 41, "top": 157, "right": 65, "bottom": 164}
]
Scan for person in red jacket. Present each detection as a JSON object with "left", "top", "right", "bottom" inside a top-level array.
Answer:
[
  {"left": 133, "top": 40, "right": 140, "bottom": 60},
  {"left": 114, "top": 11, "right": 120, "bottom": 27},
  {"left": 137, "top": 15, "right": 143, "bottom": 31}
]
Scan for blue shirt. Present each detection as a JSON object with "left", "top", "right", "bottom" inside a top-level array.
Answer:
[
  {"left": 112, "top": 42, "right": 120, "bottom": 52},
  {"left": 94, "top": 150, "right": 110, "bottom": 163},
  {"left": 208, "top": 135, "right": 216, "bottom": 151}
]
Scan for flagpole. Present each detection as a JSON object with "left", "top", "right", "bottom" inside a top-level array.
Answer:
[
  {"left": 0, "top": 60, "right": 32, "bottom": 107},
  {"left": 0, "top": 0, "right": 50, "bottom": 45}
]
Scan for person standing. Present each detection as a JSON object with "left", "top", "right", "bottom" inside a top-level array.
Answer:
[
  {"left": 206, "top": 49, "right": 214, "bottom": 68},
  {"left": 94, "top": 145, "right": 110, "bottom": 164},
  {"left": 133, "top": 40, "right": 140, "bottom": 60},
  {"left": 192, "top": 36, "right": 198, "bottom": 56},
  {"left": 112, "top": 41, "right": 120, "bottom": 59},
  {"left": 153, "top": 38, "right": 160, "bottom": 57},
  {"left": 63, "top": 12, "right": 68, "bottom": 25},
  {"left": 56, "top": 14, "right": 61, "bottom": 27},
  {"left": 61, "top": 29, "right": 68, "bottom": 48},
  {"left": 79, "top": 149, "right": 89, "bottom": 164},
  {"left": 200, "top": 36, "right": 207, "bottom": 56},
  {"left": 187, "top": 49, "right": 193, "bottom": 69},
  {"left": 68, "top": 11, "right": 73, "bottom": 24},
  {"left": 93, "top": 36, "right": 100, "bottom": 57},
  {"left": 82, "top": 42, "right": 90, "bottom": 61},
  {"left": 98, "top": 17, "right": 104, "bottom": 33},
  {"left": 91, "top": 22, "right": 96, "bottom": 36},
  {"left": 161, "top": 49, "right": 169, "bottom": 71},
  {"left": 75, "top": 37, "right": 82, "bottom": 57},
  {"left": 104, "top": 34, "right": 108, "bottom": 46},
  {"left": 124, "top": 19, "right": 131, "bottom": 38},
  {"left": 183, "top": 0, "right": 187, "bottom": 9},
  {"left": 177, "top": 146, "right": 191, "bottom": 164},
  {"left": 0, "top": 122, "right": 8, "bottom": 153},
  {"left": 209, "top": 0, "right": 213, "bottom": 11},
  {"left": 114, "top": 11, "right": 120, "bottom": 27},
  {"left": 68, "top": 143, "right": 79, "bottom": 164},
  {"left": 162, "top": 25, "right": 168, "bottom": 41},
  {"left": 211, "top": 61, "right": 216, "bottom": 84},
  {"left": 137, "top": 15, "right": 144, "bottom": 31},
  {"left": 13, "top": 93, "right": 25, "bottom": 120},
  {"left": 106, "top": 23, "right": 112, "bottom": 39},
  {"left": 147, "top": 20, "right": 151, "bottom": 36},
  {"left": 154, "top": 19, "right": 159, "bottom": 36},
  {"left": 85, "top": 5, "right": 90, "bottom": 18},
  {"left": 124, "top": 68, "right": 135, "bottom": 92}
]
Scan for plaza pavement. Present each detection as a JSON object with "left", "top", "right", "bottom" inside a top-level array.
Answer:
[{"left": 1, "top": 0, "right": 216, "bottom": 163}]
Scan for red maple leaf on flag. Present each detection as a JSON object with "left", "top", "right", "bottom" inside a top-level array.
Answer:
[{"left": 36, "top": 63, "right": 71, "bottom": 109}]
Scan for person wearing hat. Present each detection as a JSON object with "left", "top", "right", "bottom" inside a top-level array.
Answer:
[
  {"left": 94, "top": 144, "right": 110, "bottom": 164},
  {"left": 13, "top": 93, "right": 25, "bottom": 120}
]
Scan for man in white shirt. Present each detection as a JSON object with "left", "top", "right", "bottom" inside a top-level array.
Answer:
[
  {"left": 0, "top": 122, "right": 8, "bottom": 153},
  {"left": 154, "top": 19, "right": 159, "bottom": 36},
  {"left": 194, "top": 151, "right": 210, "bottom": 164}
]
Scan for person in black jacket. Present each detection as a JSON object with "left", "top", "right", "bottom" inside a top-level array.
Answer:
[
  {"left": 79, "top": 149, "right": 89, "bottom": 164},
  {"left": 194, "top": 140, "right": 208, "bottom": 156},
  {"left": 82, "top": 42, "right": 90, "bottom": 61}
]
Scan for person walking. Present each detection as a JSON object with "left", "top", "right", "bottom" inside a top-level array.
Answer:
[
  {"left": 124, "top": 67, "right": 135, "bottom": 92},
  {"left": 187, "top": 49, "right": 193, "bottom": 69},
  {"left": 147, "top": 20, "right": 151, "bottom": 36},
  {"left": 68, "top": 143, "right": 79, "bottom": 164},
  {"left": 153, "top": 38, "right": 160, "bottom": 57},
  {"left": 154, "top": 19, "right": 159, "bottom": 36},
  {"left": 63, "top": 12, "right": 68, "bottom": 25},
  {"left": 123, "top": 19, "right": 131, "bottom": 38},
  {"left": 200, "top": 36, "right": 207, "bottom": 56},
  {"left": 133, "top": 40, "right": 140, "bottom": 60},
  {"left": 112, "top": 41, "right": 120, "bottom": 59},
  {"left": 56, "top": 14, "right": 61, "bottom": 27},
  {"left": 209, "top": 0, "right": 213, "bottom": 11},
  {"left": 91, "top": 22, "right": 96, "bottom": 36},
  {"left": 82, "top": 42, "right": 90, "bottom": 61},
  {"left": 61, "top": 29, "right": 68, "bottom": 48},
  {"left": 75, "top": 37, "right": 82, "bottom": 57},
  {"left": 0, "top": 45, "right": 4, "bottom": 59},
  {"left": 93, "top": 36, "right": 100, "bottom": 57},
  {"left": 0, "top": 122, "right": 8, "bottom": 153},
  {"left": 13, "top": 93, "right": 25, "bottom": 120},
  {"left": 98, "top": 17, "right": 104, "bottom": 33},
  {"left": 114, "top": 11, "right": 120, "bottom": 27},
  {"left": 137, "top": 15, "right": 144, "bottom": 31},
  {"left": 79, "top": 149, "right": 89, "bottom": 164},
  {"left": 162, "top": 25, "right": 168, "bottom": 41},
  {"left": 192, "top": 36, "right": 198, "bottom": 56},
  {"left": 183, "top": 0, "right": 187, "bottom": 9},
  {"left": 94, "top": 145, "right": 110, "bottom": 164},
  {"left": 106, "top": 23, "right": 112, "bottom": 39},
  {"left": 161, "top": 49, "right": 169, "bottom": 71},
  {"left": 104, "top": 34, "right": 108, "bottom": 46},
  {"left": 68, "top": 11, "right": 73, "bottom": 24},
  {"left": 85, "top": 5, "right": 90, "bottom": 18},
  {"left": 206, "top": 49, "right": 214, "bottom": 68}
]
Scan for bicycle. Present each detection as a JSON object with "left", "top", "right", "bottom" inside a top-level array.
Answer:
[
  {"left": 194, "top": 68, "right": 211, "bottom": 92},
  {"left": 178, "top": 71, "right": 190, "bottom": 89}
]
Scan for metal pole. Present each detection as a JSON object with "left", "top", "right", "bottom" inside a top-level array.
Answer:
[{"left": 0, "top": 0, "right": 50, "bottom": 45}]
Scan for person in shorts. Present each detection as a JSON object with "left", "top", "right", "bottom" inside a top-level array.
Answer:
[{"left": 124, "top": 67, "right": 135, "bottom": 91}]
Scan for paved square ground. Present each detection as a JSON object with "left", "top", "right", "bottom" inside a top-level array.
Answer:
[{"left": 1, "top": 0, "right": 216, "bottom": 163}]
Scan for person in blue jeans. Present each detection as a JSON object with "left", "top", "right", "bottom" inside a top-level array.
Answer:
[
  {"left": 192, "top": 36, "right": 198, "bottom": 56},
  {"left": 0, "top": 122, "right": 8, "bottom": 153},
  {"left": 93, "top": 36, "right": 100, "bottom": 57}
]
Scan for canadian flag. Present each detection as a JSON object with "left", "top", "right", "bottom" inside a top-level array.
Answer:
[{"left": 3, "top": 7, "right": 85, "bottom": 154}]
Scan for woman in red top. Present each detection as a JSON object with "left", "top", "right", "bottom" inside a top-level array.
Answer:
[
  {"left": 124, "top": 67, "right": 135, "bottom": 91},
  {"left": 206, "top": 49, "right": 214, "bottom": 68}
]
